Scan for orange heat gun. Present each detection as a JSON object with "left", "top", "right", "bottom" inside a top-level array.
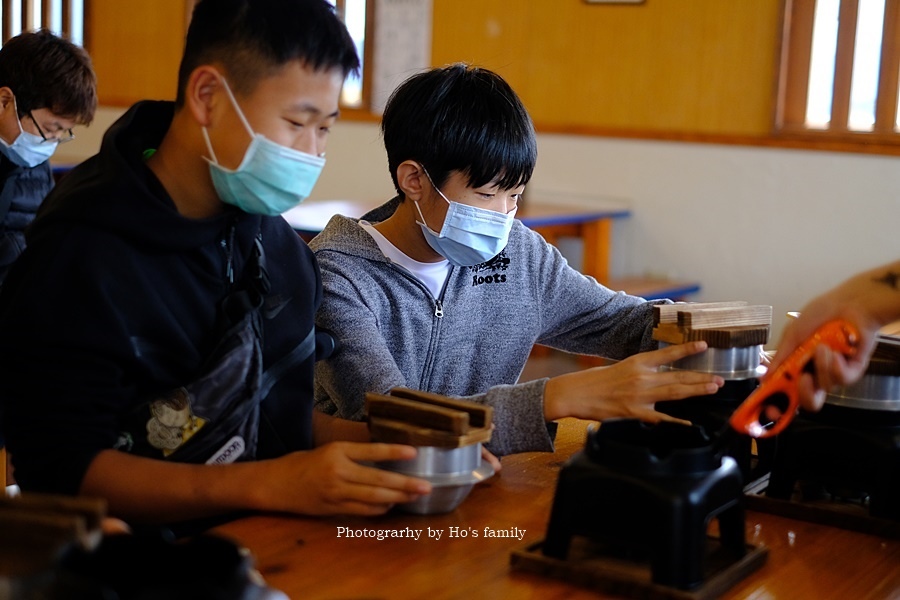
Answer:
[{"left": 727, "top": 319, "right": 861, "bottom": 439}]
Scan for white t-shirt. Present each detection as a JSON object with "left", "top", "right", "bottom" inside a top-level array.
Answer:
[{"left": 359, "top": 221, "right": 451, "bottom": 299}]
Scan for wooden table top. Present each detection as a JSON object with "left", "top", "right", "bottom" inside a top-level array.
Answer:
[{"left": 212, "top": 419, "right": 900, "bottom": 599}]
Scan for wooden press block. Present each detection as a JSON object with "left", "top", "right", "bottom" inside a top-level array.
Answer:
[
  {"left": 652, "top": 323, "right": 688, "bottom": 344},
  {"left": 686, "top": 326, "right": 770, "bottom": 348},
  {"left": 368, "top": 416, "right": 492, "bottom": 448},
  {"left": 366, "top": 394, "right": 470, "bottom": 435},
  {"left": 0, "top": 493, "right": 107, "bottom": 577},
  {"left": 653, "top": 301, "right": 748, "bottom": 325},
  {"left": 387, "top": 387, "right": 492, "bottom": 428},
  {"left": 365, "top": 389, "right": 493, "bottom": 447},
  {"left": 653, "top": 324, "right": 770, "bottom": 348},
  {"left": 0, "top": 493, "right": 106, "bottom": 533},
  {"left": 678, "top": 305, "right": 772, "bottom": 330}
]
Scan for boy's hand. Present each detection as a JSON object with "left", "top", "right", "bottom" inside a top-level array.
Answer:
[
  {"left": 262, "top": 442, "right": 432, "bottom": 516},
  {"left": 544, "top": 341, "right": 723, "bottom": 423}
]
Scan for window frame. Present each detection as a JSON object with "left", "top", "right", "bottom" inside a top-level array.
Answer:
[
  {"left": 332, "top": 0, "right": 379, "bottom": 121},
  {"left": 2, "top": 0, "right": 82, "bottom": 44},
  {"left": 776, "top": 0, "right": 900, "bottom": 149}
]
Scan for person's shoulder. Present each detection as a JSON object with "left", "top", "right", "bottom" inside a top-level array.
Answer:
[
  {"left": 308, "top": 213, "right": 362, "bottom": 251},
  {"left": 43, "top": 224, "right": 136, "bottom": 269},
  {"left": 308, "top": 216, "right": 387, "bottom": 269},
  {"left": 312, "top": 222, "right": 389, "bottom": 291},
  {"left": 263, "top": 215, "right": 307, "bottom": 249},
  {"left": 508, "top": 219, "right": 557, "bottom": 257},
  {"left": 310, "top": 197, "right": 400, "bottom": 254},
  {"left": 261, "top": 216, "right": 317, "bottom": 277}
]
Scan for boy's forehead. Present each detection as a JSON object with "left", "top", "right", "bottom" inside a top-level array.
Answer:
[
  {"left": 441, "top": 170, "right": 522, "bottom": 192},
  {"left": 240, "top": 61, "right": 343, "bottom": 114}
]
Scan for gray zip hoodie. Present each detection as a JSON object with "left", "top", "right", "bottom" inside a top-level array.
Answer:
[{"left": 311, "top": 197, "right": 664, "bottom": 455}]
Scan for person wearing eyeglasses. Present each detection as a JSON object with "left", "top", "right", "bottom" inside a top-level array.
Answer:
[
  {"left": 311, "top": 64, "right": 723, "bottom": 457},
  {"left": 0, "top": 29, "right": 96, "bottom": 286}
]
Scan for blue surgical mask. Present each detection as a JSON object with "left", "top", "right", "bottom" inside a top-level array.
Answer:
[
  {"left": 0, "top": 102, "right": 58, "bottom": 168},
  {"left": 415, "top": 168, "right": 517, "bottom": 267},
  {"left": 202, "top": 77, "right": 325, "bottom": 216}
]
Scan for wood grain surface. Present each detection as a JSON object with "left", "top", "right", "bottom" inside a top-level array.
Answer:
[{"left": 212, "top": 419, "right": 900, "bottom": 599}]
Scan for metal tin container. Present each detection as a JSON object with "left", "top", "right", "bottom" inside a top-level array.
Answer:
[
  {"left": 377, "top": 443, "right": 495, "bottom": 514},
  {"left": 658, "top": 342, "right": 765, "bottom": 381},
  {"left": 825, "top": 356, "right": 900, "bottom": 411}
]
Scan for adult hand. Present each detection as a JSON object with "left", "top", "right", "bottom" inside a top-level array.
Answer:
[
  {"left": 768, "top": 260, "right": 900, "bottom": 412},
  {"left": 257, "top": 442, "right": 432, "bottom": 516},
  {"left": 771, "top": 304, "right": 879, "bottom": 413},
  {"left": 543, "top": 341, "right": 723, "bottom": 422}
]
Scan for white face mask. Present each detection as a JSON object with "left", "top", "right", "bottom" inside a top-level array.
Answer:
[
  {"left": 414, "top": 168, "right": 517, "bottom": 267},
  {"left": 0, "top": 104, "right": 58, "bottom": 168},
  {"left": 202, "top": 77, "right": 326, "bottom": 216}
]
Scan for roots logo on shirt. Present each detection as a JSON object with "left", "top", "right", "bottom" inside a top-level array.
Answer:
[{"left": 470, "top": 250, "right": 510, "bottom": 287}]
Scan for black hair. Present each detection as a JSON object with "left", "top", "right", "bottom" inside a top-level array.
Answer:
[
  {"left": 175, "top": 0, "right": 360, "bottom": 107},
  {"left": 0, "top": 29, "right": 96, "bottom": 123},
  {"left": 381, "top": 63, "right": 537, "bottom": 195}
]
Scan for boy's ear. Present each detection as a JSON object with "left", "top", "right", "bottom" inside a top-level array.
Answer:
[
  {"left": 396, "top": 161, "right": 426, "bottom": 201},
  {"left": 184, "top": 66, "right": 223, "bottom": 127},
  {"left": 0, "top": 87, "right": 15, "bottom": 113}
]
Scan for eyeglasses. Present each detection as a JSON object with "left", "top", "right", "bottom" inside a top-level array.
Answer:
[{"left": 26, "top": 112, "right": 75, "bottom": 145}]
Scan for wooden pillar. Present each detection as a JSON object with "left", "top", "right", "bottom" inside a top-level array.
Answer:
[{"left": 2, "top": 2, "right": 14, "bottom": 43}]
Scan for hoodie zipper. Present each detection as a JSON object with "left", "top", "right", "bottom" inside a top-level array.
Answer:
[
  {"left": 385, "top": 261, "right": 449, "bottom": 319},
  {"left": 378, "top": 261, "right": 447, "bottom": 386}
]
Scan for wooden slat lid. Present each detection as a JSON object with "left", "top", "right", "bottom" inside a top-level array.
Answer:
[{"left": 365, "top": 389, "right": 492, "bottom": 447}]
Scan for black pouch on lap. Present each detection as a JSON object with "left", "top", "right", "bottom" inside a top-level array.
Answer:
[{"left": 119, "top": 236, "right": 313, "bottom": 465}]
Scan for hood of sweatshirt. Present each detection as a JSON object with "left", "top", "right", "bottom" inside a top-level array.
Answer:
[{"left": 29, "top": 101, "right": 258, "bottom": 250}]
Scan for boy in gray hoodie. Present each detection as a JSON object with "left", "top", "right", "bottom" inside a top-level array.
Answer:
[{"left": 311, "top": 64, "right": 722, "bottom": 456}]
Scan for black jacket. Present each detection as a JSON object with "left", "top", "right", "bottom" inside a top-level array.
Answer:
[
  {"left": 0, "top": 101, "right": 321, "bottom": 494},
  {"left": 0, "top": 154, "right": 53, "bottom": 285}
]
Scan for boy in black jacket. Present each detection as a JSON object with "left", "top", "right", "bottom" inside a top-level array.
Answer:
[{"left": 0, "top": 0, "right": 429, "bottom": 528}]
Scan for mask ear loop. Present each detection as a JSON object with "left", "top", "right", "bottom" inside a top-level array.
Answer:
[
  {"left": 420, "top": 166, "right": 453, "bottom": 205},
  {"left": 201, "top": 75, "right": 257, "bottom": 167},
  {"left": 413, "top": 198, "right": 430, "bottom": 229},
  {"left": 413, "top": 165, "right": 450, "bottom": 231},
  {"left": 218, "top": 76, "right": 256, "bottom": 139},
  {"left": 201, "top": 127, "right": 220, "bottom": 165},
  {"left": 8, "top": 97, "right": 26, "bottom": 140}
]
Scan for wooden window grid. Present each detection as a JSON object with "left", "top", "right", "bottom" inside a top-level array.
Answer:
[
  {"left": 777, "top": 0, "right": 900, "bottom": 145},
  {"left": 1, "top": 0, "right": 80, "bottom": 44},
  {"left": 332, "top": 0, "right": 375, "bottom": 115}
]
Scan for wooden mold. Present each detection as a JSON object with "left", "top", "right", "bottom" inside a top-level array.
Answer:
[
  {"left": 653, "top": 301, "right": 749, "bottom": 325},
  {"left": 365, "top": 387, "right": 492, "bottom": 448},
  {"left": 652, "top": 302, "right": 772, "bottom": 349},
  {"left": 0, "top": 493, "right": 107, "bottom": 578},
  {"left": 678, "top": 305, "right": 772, "bottom": 330}
]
